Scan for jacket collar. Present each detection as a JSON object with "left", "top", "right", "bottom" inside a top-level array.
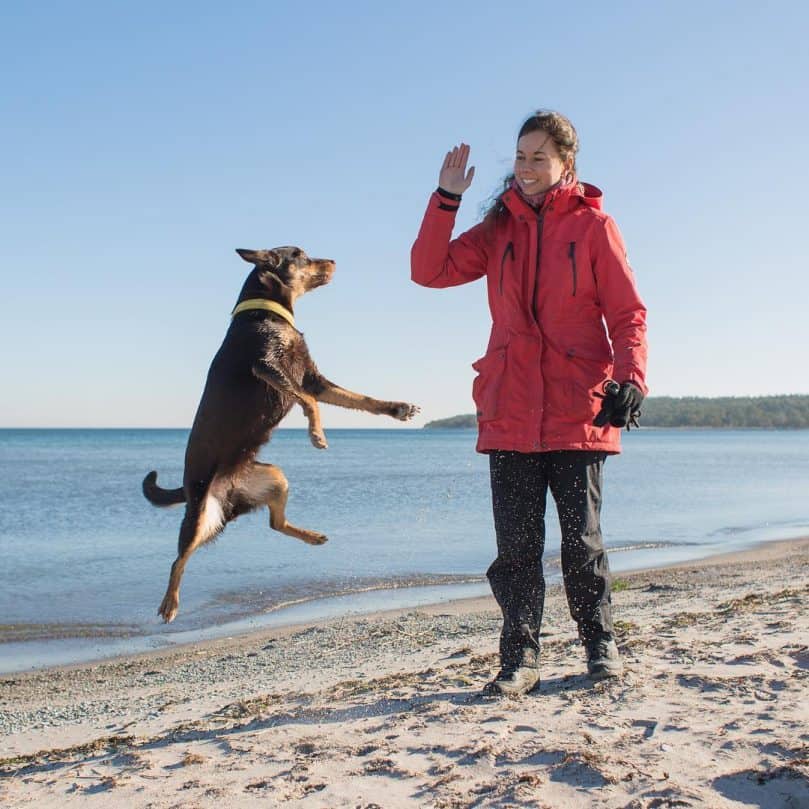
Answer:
[{"left": 501, "top": 180, "right": 604, "bottom": 219}]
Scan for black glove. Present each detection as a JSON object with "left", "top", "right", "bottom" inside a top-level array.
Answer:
[{"left": 593, "top": 381, "right": 644, "bottom": 429}]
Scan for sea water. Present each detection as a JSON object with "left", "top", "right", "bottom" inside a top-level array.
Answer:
[{"left": 1, "top": 428, "right": 808, "bottom": 670}]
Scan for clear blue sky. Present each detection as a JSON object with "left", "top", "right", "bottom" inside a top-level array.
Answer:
[{"left": 2, "top": 1, "right": 807, "bottom": 427}]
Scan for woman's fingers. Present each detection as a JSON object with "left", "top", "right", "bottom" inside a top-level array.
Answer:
[
  {"left": 450, "top": 143, "right": 468, "bottom": 167},
  {"left": 443, "top": 144, "right": 466, "bottom": 166},
  {"left": 438, "top": 143, "right": 474, "bottom": 195}
]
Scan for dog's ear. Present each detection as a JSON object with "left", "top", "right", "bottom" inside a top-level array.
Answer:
[{"left": 236, "top": 249, "right": 280, "bottom": 267}]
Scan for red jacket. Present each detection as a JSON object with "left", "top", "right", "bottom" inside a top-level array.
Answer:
[{"left": 411, "top": 181, "right": 648, "bottom": 454}]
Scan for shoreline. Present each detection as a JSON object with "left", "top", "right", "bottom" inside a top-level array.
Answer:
[
  {"left": 1, "top": 535, "right": 805, "bottom": 679},
  {"left": 1, "top": 534, "right": 806, "bottom": 807},
  {"left": 2, "top": 535, "right": 806, "bottom": 676}
]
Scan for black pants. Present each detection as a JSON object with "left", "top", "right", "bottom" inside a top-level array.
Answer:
[{"left": 487, "top": 450, "right": 613, "bottom": 667}]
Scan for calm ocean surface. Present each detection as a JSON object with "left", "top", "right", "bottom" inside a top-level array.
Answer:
[{"left": 1, "top": 428, "right": 808, "bottom": 671}]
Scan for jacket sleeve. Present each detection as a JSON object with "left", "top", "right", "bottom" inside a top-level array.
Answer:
[
  {"left": 590, "top": 215, "right": 649, "bottom": 394},
  {"left": 411, "top": 191, "right": 489, "bottom": 288}
]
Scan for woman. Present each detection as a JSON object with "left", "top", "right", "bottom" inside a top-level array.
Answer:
[{"left": 411, "top": 111, "right": 648, "bottom": 695}]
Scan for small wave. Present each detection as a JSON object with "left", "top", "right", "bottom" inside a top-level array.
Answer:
[
  {"left": 710, "top": 524, "right": 761, "bottom": 537},
  {"left": 0, "top": 622, "right": 140, "bottom": 644},
  {"left": 708, "top": 519, "right": 809, "bottom": 537},
  {"left": 201, "top": 573, "right": 487, "bottom": 625},
  {"left": 606, "top": 541, "right": 683, "bottom": 553},
  {"left": 261, "top": 575, "right": 487, "bottom": 616}
]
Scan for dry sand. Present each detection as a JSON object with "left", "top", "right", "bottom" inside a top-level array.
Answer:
[{"left": 1, "top": 538, "right": 807, "bottom": 808}]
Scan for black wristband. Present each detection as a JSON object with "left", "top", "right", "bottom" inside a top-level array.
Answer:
[{"left": 436, "top": 187, "right": 463, "bottom": 201}]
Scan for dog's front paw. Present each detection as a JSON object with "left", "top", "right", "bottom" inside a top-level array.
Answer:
[
  {"left": 310, "top": 430, "right": 328, "bottom": 449},
  {"left": 391, "top": 402, "right": 420, "bottom": 421},
  {"left": 302, "top": 531, "right": 328, "bottom": 546}
]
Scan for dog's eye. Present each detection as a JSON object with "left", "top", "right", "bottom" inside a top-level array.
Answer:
[{"left": 292, "top": 249, "right": 302, "bottom": 259}]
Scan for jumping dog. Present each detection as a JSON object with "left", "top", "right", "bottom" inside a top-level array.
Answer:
[{"left": 143, "top": 247, "right": 419, "bottom": 622}]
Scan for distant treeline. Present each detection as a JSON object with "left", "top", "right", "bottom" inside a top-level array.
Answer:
[{"left": 423, "top": 396, "right": 809, "bottom": 429}]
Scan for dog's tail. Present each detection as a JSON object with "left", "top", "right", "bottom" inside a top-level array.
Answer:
[{"left": 142, "top": 471, "right": 186, "bottom": 507}]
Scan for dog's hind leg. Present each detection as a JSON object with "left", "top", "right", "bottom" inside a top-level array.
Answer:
[
  {"left": 158, "top": 491, "right": 225, "bottom": 623},
  {"left": 241, "top": 462, "right": 328, "bottom": 546}
]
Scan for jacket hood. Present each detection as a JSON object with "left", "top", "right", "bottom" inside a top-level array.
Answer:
[{"left": 577, "top": 182, "right": 603, "bottom": 210}]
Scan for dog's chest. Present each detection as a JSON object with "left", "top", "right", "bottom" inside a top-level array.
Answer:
[{"left": 266, "top": 331, "right": 310, "bottom": 381}]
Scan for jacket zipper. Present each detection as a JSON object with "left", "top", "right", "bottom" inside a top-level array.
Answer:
[
  {"left": 568, "top": 241, "right": 577, "bottom": 296},
  {"left": 499, "top": 241, "right": 514, "bottom": 295},
  {"left": 531, "top": 213, "right": 545, "bottom": 323}
]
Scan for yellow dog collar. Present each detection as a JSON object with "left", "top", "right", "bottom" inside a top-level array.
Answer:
[{"left": 231, "top": 298, "right": 295, "bottom": 328}]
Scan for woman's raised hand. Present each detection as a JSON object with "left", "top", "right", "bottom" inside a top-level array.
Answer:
[{"left": 438, "top": 143, "right": 475, "bottom": 196}]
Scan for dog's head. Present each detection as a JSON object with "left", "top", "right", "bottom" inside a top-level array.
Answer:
[{"left": 236, "top": 247, "right": 335, "bottom": 305}]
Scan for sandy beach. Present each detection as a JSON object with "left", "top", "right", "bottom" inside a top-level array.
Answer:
[{"left": 1, "top": 538, "right": 807, "bottom": 808}]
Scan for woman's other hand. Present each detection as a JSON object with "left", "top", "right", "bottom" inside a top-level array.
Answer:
[{"left": 438, "top": 143, "right": 475, "bottom": 195}]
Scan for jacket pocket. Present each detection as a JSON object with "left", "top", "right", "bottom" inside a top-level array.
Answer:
[
  {"left": 499, "top": 241, "right": 514, "bottom": 296},
  {"left": 472, "top": 348, "right": 506, "bottom": 422},
  {"left": 472, "top": 331, "right": 543, "bottom": 425},
  {"left": 564, "top": 346, "right": 614, "bottom": 420},
  {"left": 568, "top": 241, "right": 577, "bottom": 296}
]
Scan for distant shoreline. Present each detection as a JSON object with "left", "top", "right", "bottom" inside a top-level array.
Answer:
[
  {"left": 424, "top": 394, "right": 809, "bottom": 429},
  {"left": 4, "top": 395, "right": 809, "bottom": 431}
]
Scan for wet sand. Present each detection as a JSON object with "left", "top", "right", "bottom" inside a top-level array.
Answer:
[{"left": 1, "top": 537, "right": 807, "bottom": 808}]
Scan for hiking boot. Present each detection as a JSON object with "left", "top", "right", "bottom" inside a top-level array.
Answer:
[
  {"left": 482, "top": 648, "right": 540, "bottom": 696},
  {"left": 585, "top": 633, "right": 623, "bottom": 679}
]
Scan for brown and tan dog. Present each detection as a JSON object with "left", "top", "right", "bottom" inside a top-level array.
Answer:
[{"left": 143, "top": 247, "right": 419, "bottom": 623}]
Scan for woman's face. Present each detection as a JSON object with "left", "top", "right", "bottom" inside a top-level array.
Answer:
[{"left": 514, "top": 130, "right": 570, "bottom": 194}]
